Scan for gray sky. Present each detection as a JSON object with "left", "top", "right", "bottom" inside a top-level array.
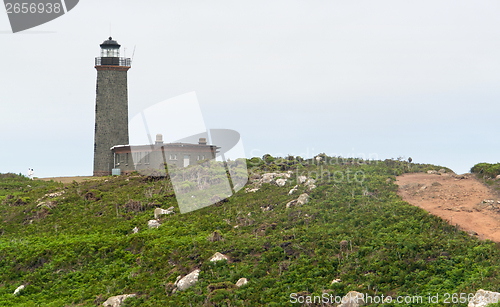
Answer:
[{"left": 1, "top": 0, "right": 499, "bottom": 177}]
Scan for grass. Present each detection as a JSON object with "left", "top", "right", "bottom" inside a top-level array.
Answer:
[{"left": 0, "top": 157, "right": 499, "bottom": 306}]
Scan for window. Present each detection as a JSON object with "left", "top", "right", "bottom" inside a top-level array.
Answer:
[
  {"left": 170, "top": 154, "right": 177, "bottom": 160},
  {"left": 116, "top": 154, "right": 120, "bottom": 165}
]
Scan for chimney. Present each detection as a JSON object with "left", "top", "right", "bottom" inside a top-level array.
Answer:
[
  {"left": 155, "top": 134, "right": 163, "bottom": 145},
  {"left": 198, "top": 138, "right": 207, "bottom": 145}
]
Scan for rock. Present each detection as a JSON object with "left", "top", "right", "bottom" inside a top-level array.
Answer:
[
  {"left": 261, "top": 173, "right": 278, "bottom": 183},
  {"left": 148, "top": 219, "right": 161, "bottom": 229},
  {"left": 496, "top": 175, "right": 500, "bottom": 180},
  {"left": 276, "top": 178, "right": 287, "bottom": 187},
  {"left": 305, "top": 179, "right": 316, "bottom": 190},
  {"left": 468, "top": 289, "right": 500, "bottom": 307},
  {"left": 236, "top": 278, "right": 248, "bottom": 287},
  {"left": 427, "top": 170, "right": 438, "bottom": 174},
  {"left": 103, "top": 294, "right": 136, "bottom": 307},
  {"left": 245, "top": 187, "right": 259, "bottom": 193},
  {"left": 438, "top": 169, "right": 446, "bottom": 173},
  {"left": 209, "top": 252, "right": 228, "bottom": 262},
  {"left": 154, "top": 206, "right": 175, "bottom": 219},
  {"left": 12, "top": 285, "right": 24, "bottom": 296},
  {"left": 46, "top": 191, "right": 65, "bottom": 198},
  {"left": 175, "top": 269, "right": 200, "bottom": 291},
  {"left": 132, "top": 227, "right": 139, "bottom": 234},
  {"left": 338, "top": 291, "right": 365, "bottom": 307},
  {"left": 297, "top": 193, "right": 309, "bottom": 205},
  {"left": 288, "top": 185, "right": 298, "bottom": 195},
  {"left": 331, "top": 279, "right": 341, "bottom": 284},
  {"left": 297, "top": 176, "right": 308, "bottom": 184},
  {"left": 286, "top": 200, "right": 298, "bottom": 208},
  {"left": 305, "top": 179, "right": 316, "bottom": 186}
]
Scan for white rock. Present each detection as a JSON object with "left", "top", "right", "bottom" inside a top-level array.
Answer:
[
  {"left": 148, "top": 219, "right": 161, "bottom": 229},
  {"left": 297, "top": 193, "right": 309, "bottom": 205},
  {"left": 331, "top": 279, "right": 341, "bottom": 284},
  {"left": 103, "top": 294, "right": 136, "bottom": 307},
  {"left": 45, "top": 191, "right": 65, "bottom": 198},
  {"left": 209, "top": 252, "right": 228, "bottom": 262},
  {"left": 468, "top": 289, "right": 500, "bottom": 307},
  {"left": 132, "top": 227, "right": 139, "bottom": 234},
  {"left": 427, "top": 170, "right": 438, "bottom": 174},
  {"left": 175, "top": 269, "right": 200, "bottom": 291},
  {"left": 154, "top": 206, "right": 175, "bottom": 219},
  {"left": 245, "top": 187, "right": 259, "bottom": 193},
  {"left": 261, "top": 173, "right": 278, "bottom": 183},
  {"left": 12, "top": 285, "right": 24, "bottom": 296},
  {"left": 235, "top": 278, "right": 248, "bottom": 287},
  {"left": 276, "top": 178, "right": 287, "bottom": 187},
  {"left": 338, "top": 291, "right": 365, "bottom": 307},
  {"left": 297, "top": 176, "right": 308, "bottom": 184},
  {"left": 496, "top": 175, "right": 500, "bottom": 180},
  {"left": 286, "top": 200, "right": 298, "bottom": 208},
  {"left": 288, "top": 185, "right": 298, "bottom": 195}
]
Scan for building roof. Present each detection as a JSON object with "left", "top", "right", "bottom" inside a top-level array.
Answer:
[
  {"left": 100, "top": 37, "right": 120, "bottom": 49},
  {"left": 110, "top": 142, "right": 218, "bottom": 151}
]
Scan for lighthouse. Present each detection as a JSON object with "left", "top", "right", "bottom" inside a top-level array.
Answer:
[{"left": 93, "top": 37, "right": 131, "bottom": 176}]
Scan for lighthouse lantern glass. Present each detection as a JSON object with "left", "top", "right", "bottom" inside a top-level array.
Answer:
[{"left": 101, "top": 47, "right": 120, "bottom": 58}]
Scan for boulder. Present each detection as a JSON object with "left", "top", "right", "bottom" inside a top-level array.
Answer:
[
  {"left": 438, "top": 169, "right": 446, "bottom": 173},
  {"left": 245, "top": 187, "right": 259, "bottom": 193},
  {"left": 288, "top": 185, "right": 298, "bottom": 195},
  {"left": 12, "top": 285, "right": 24, "bottom": 296},
  {"left": 148, "top": 219, "right": 161, "bottom": 229},
  {"left": 468, "top": 289, "right": 500, "bottom": 307},
  {"left": 286, "top": 200, "right": 298, "bottom": 208},
  {"left": 297, "top": 176, "right": 308, "bottom": 184},
  {"left": 496, "top": 175, "right": 500, "bottom": 180},
  {"left": 132, "top": 227, "right": 139, "bottom": 234},
  {"left": 154, "top": 206, "right": 175, "bottom": 219},
  {"left": 261, "top": 173, "right": 278, "bottom": 184},
  {"left": 235, "top": 278, "right": 248, "bottom": 287},
  {"left": 103, "top": 294, "right": 136, "bottom": 307},
  {"left": 297, "top": 193, "right": 309, "bottom": 205},
  {"left": 209, "top": 252, "right": 228, "bottom": 262},
  {"left": 175, "top": 269, "right": 200, "bottom": 291},
  {"left": 338, "top": 291, "right": 365, "bottom": 307},
  {"left": 276, "top": 178, "right": 287, "bottom": 187},
  {"left": 427, "top": 170, "right": 438, "bottom": 174},
  {"left": 331, "top": 279, "right": 341, "bottom": 284}
]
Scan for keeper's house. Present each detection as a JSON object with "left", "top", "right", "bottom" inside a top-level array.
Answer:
[{"left": 111, "top": 134, "right": 218, "bottom": 175}]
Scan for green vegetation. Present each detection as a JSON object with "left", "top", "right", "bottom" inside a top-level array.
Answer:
[
  {"left": 0, "top": 158, "right": 499, "bottom": 306},
  {"left": 471, "top": 162, "right": 500, "bottom": 179}
]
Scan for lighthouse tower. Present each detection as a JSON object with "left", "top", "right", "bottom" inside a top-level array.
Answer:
[{"left": 93, "top": 37, "right": 131, "bottom": 176}]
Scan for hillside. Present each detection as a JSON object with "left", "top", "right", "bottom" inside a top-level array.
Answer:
[{"left": 1, "top": 158, "right": 500, "bottom": 306}]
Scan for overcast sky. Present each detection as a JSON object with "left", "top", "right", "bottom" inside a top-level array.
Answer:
[{"left": 1, "top": 0, "right": 499, "bottom": 177}]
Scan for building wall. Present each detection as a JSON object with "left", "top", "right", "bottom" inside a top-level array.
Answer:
[
  {"left": 93, "top": 67, "right": 130, "bottom": 176},
  {"left": 113, "top": 146, "right": 217, "bottom": 174}
]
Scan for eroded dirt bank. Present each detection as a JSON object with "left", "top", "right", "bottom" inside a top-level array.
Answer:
[{"left": 396, "top": 172, "right": 500, "bottom": 242}]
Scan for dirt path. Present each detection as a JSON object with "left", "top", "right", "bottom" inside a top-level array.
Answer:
[
  {"left": 37, "top": 176, "right": 98, "bottom": 184},
  {"left": 396, "top": 172, "right": 500, "bottom": 242}
]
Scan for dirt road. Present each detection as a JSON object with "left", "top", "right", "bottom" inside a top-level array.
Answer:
[
  {"left": 396, "top": 172, "right": 500, "bottom": 242},
  {"left": 37, "top": 176, "right": 98, "bottom": 184}
]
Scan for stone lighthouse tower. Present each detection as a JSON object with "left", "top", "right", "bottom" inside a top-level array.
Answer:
[{"left": 93, "top": 37, "right": 131, "bottom": 176}]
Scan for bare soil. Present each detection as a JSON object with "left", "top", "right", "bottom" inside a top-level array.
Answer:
[
  {"left": 37, "top": 176, "right": 99, "bottom": 184},
  {"left": 396, "top": 172, "right": 500, "bottom": 242}
]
